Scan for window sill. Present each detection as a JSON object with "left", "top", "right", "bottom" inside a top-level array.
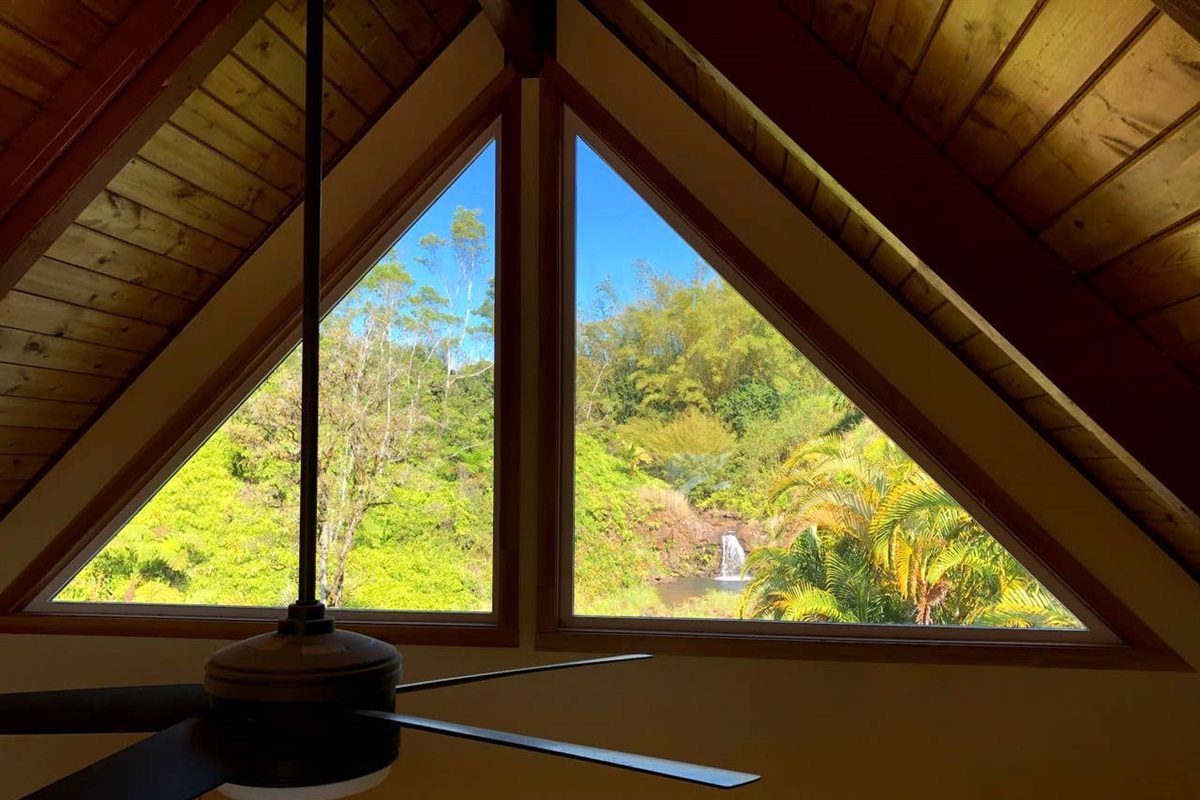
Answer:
[
  {"left": 536, "top": 626, "right": 1190, "bottom": 671},
  {"left": 0, "top": 611, "right": 519, "bottom": 647}
]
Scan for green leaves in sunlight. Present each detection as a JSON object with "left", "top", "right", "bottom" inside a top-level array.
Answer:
[
  {"left": 573, "top": 262, "right": 1080, "bottom": 630},
  {"left": 62, "top": 208, "right": 496, "bottom": 613}
]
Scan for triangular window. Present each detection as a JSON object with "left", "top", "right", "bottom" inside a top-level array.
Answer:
[
  {"left": 51, "top": 138, "right": 499, "bottom": 614},
  {"left": 568, "top": 133, "right": 1082, "bottom": 631}
]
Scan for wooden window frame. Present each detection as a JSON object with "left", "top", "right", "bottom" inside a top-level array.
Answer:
[
  {"left": 533, "top": 60, "right": 1187, "bottom": 671},
  {"left": 0, "top": 73, "right": 523, "bottom": 648}
]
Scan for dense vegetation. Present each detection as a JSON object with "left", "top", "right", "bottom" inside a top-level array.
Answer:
[
  {"left": 61, "top": 211, "right": 1078, "bottom": 629},
  {"left": 61, "top": 208, "right": 496, "bottom": 611}
]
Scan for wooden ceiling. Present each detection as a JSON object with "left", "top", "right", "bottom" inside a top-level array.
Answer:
[
  {"left": 587, "top": 0, "right": 1200, "bottom": 574},
  {"left": 0, "top": 0, "right": 476, "bottom": 515}
]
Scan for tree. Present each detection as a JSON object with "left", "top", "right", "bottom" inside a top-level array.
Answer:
[
  {"left": 745, "top": 423, "right": 1080, "bottom": 628},
  {"left": 229, "top": 208, "right": 495, "bottom": 607}
]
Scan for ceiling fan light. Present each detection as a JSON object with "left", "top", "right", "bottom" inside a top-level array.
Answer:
[{"left": 218, "top": 767, "right": 391, "bottom": 800}]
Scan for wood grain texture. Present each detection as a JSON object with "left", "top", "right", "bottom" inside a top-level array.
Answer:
[
  {"left": 897, "top": 270, "right": 943, "bottom": 314},
  {"left": 812, "top": 0, "right": 874, "bottom": 65},
  {"left": 0, "top": 327, "right": 144, "bottom": 378},
  {"left": 0, "top": 426, "right": 73, "bottom": 455},
  {"left": 0, "top": 83, "right": 39, "bottom": 145},
  {"left": 638, "top": 0, "right": 1200, "bottom": 563},
  {"left": 724, "top": 94, "right": 757, "bottom": 153},
  {"left": 47, "top": 222, "right": 223, "bottom": 296},
  {"left": 810, "top": 181, "right": 850, "bottom": 233},
  {"left": 265, "top": 2, "right": 391, "bottom": 116},
  {"left": 421, "top": 0, "right": 476, "bottom": 35},
  {"left": 0, "top": 362, "right": 121, "bottom": 404},
  {"left": 1017, "top": 394, "right": 1077, "bottom": 430},
  {"left": 867, "top": 241, "right": 914, "bottom": 287},
  {"left": 857, "top": 0, "right": 945, "bottom": 106},
  {"left": 1153, "top": 0, "right": 1200, "bottom": 42},
  {"left": 0, "top": 395, "right": 96, "bottom": 428},
  {"left": 1139, "top": 294, "right": 1200, "bottom": 364},
  {"left": 695, "top": 67, "right": 726, "bottom": 127},
  {"left": 106, "top": 158, "right": 267, "bottom": 247},
  {"left": 373, "top": 0, "right": 445, "bottom": 62},
  {"left": 231, "top": 19, "right": 366, "bottom": 143},
  {"left": 0, "top": 291, "right": 169, "bottom": 353},
  {"left": 840, "top": 209, "right": 882, "bottom": 260},
  {"left": 986, "top": 362, "right": 1042, "bottom": 401},
  {"left": 1041, "top": 107, "right": 1200, "bottom": 270},
  {"left": 137, "top": 124, "right": 292, "bottom": 221},
  {"left": 0, "top": 22, "right": 75, "bottom": 104},
  {"left": 16, "top": 258, "right": 193, "bottom": 328},
  {"left": 996, "top": 15, "right": 1200, "bottom": 229},
  {"left": 947, "top": 0, "right": 1154, "bottom": 187},
  {"left": 1080, "top": 456, "right": 1146, "bottom": 491},
  {"left": 782, "top": 153, "right": 819, "bottom": 205},
  {"left": 0, "top": 0, "right": 270, "bottom": 306},
  {"left": 0, "top": 0, "right": 110, "bottom": 66},
  {"left": 200, "top": 56, "right": 339, "bottom": 161},
  {"left": 1047, "top": 425, "right": 1113, "bottom": 459},
  {"left": 754, "top": 121, "right": 788, "bottom": 179},
  {"left": 957, "top": 331, "right": 1011, "bottom": 372},
  {"left": 925, "top": 300, "right": 977, "bottom": 344},
  {"left": 324, "top": 0, "right": 419, "bottom": 87},
  {"left": 902, "top": 0, "right": 1038, "bottom": 144},
  {"left": 0, "top": 454, "right": 50, "bottom": 480},
  {"left": 1089, "top": 217, "right": 1200, "bottom": 318},
  {"left": 170, "top": 90, "right": 304, "bottom": 194}
]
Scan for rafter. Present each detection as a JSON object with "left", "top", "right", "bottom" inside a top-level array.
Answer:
[
  {"left": 642, "top": 0, "right": 1200, "bottom": 524},
  {"left": 0, "top": 0, "right": 273, "bottom": 299},
  {"left": 1153, "top": 0, "right": 1200, "bottom": 43},
  {"left": 480, "top": 0, "right": 555, "bottom": 75}
]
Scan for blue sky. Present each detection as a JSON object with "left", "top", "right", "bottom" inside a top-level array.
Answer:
[
  {"left": 574, "top": 137, "right": 708, "bottom": 310},
  {"left": 368, "top": 135, "right": 707, "bottom": 323}
]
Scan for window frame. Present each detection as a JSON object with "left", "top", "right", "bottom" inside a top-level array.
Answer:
[
  {"left": 6, "top": 79, "right": 522, "bottom": 647},
  {"left": 535, "top": 63, "right": 1184, "bottom": 670}
]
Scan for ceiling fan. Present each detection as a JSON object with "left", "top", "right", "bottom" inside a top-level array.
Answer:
[{"left": 0, "top": 3, "right": 759, "bottom": 798}]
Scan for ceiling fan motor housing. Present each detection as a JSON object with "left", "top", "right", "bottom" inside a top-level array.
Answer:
[{"left": 203, "top": 604, "right": 402, "bottom": 788}]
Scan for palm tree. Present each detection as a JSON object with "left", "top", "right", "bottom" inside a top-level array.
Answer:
[
  {"left": 744, "top": 423, "right": 1081, "bottom": 629},
  {"left": 739, "top": 525, "right": 908, "bottom": 622}
]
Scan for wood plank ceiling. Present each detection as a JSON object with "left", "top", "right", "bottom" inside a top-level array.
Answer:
[
  {"left": 586, "top": 0, "right": 1200, "bottom": 574},
  {"left": 0, "top": 0, "right": 477, "bottom": 514}
]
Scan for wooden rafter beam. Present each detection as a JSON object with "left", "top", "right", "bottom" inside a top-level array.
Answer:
[
  {"left": 1153, "top": 0, "right": 1200, "bottom": 43},
  {"left": 480, "top": 0, "right": 555, "bottom": 76},
  {"left": 0, "top": 0, "right": 273, "bottom": 298},
  {"left": 642, "top": 0, "right": 1200, "bottom": 519}
]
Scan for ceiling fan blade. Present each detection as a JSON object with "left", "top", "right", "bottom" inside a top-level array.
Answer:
[
  {"left": 19, "top": 715, "right": 243, "bottom": 800},
  {"left": 357, "top": 710, "right": 759, "bottom": 789},
  {"left": 0, "top": 684, "right": 209, "bottom": 734},
  {"left": 395, "top": 654, "right": 652, "bottom": 694}
]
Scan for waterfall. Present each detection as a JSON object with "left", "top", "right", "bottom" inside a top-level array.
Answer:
[{"left": 716, "top": 533, "right": 747, "bottom": 580}]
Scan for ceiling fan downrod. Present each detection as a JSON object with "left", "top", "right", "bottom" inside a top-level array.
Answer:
[{"left": 203, "top": 1, "right": 404, "bottom": 795}]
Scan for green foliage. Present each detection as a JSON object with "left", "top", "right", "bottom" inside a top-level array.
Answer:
[
  {"left": 573, "top": 433, "right": 659, "bottom": 604},
  {"left": 62, "top": 209, "right": 497, "bottom": 613},
  {"left": 743, "top": 425, "right": 1081, "bottom": 628}
]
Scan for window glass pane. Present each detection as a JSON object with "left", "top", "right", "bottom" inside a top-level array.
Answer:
[
  {"left": 57, "top": 141, "right": 498, "bottom": 612},
  {"left": 572, "top": 137, "right": 1081, "bottom": 629}
]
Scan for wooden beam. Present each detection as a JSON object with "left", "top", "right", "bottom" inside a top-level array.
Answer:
[
  {"left": 1153, "top": 0, "right": 1200, "bottom": 43},
  {"left": 642, "top": 0, "right": 1200, "bottom": 521},
  {"left": 0, "top": 0, "right": 273, "bottom": 299},
  {"left": 480, "top": 0, "right": 554, "bottom": 76}
]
